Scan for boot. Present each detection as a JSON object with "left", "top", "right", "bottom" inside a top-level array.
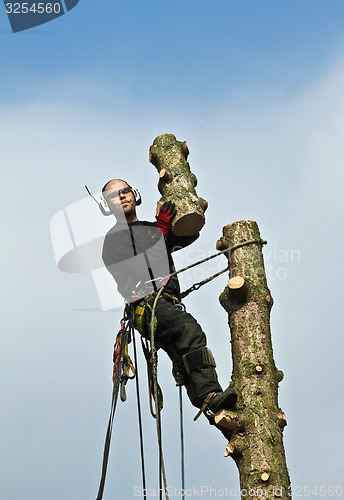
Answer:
[
  {"left": 208, "top": 387, "right": 237, "bottom": 413},
  {"left": 202, "top": 388, "right": 237, "bottom": 440},
  {"left": 193, "top": 387, "right": 237, "bottom": 422},
  {"left": 182, "top": 347, "right": 222, "bottom": 407}
]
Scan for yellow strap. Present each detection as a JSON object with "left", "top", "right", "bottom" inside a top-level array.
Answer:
[
  {"left": 163, "top": 292, "right": 179, "bottom": 302},
  {"left": 134, "top": 293, "right": 179, "bottom": 334},
  {"left": 134, "top": 304, "right": 146, "bottom": 334}
]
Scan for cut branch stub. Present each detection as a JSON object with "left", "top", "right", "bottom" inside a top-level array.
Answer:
[
  {"left": 149, "top": 133, "right": 208, "bottom": 237},
  {"left": 219, "top": 275, "right": 248, "bottom": 316},
  {"left": 214, "top": 409, "right": 241, "bottom": 433},
  {"left": 224, "top": 442, "right": 235, "bottom": 457},
  {"left": 227, "top": 276, "right": 248, "bottom": 304}
]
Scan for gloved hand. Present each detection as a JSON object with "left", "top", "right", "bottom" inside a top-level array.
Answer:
[{"left": 156, "top": 201, "right": 177, "bottom": 239}]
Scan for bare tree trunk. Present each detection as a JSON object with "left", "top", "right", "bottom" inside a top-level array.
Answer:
[
  {"left": 216, "top": 220, "right": 291, "bottom": 500},
  {"left": 149, "top": 133, "right": 208, "bottom": 236}
]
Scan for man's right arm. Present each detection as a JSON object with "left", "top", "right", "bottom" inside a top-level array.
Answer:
[
  {"left": 102, "top": 229, "right": 159, "bottom": 302},
  {"left": 102, "top": 231, "right": 135, "bottom": 300}
]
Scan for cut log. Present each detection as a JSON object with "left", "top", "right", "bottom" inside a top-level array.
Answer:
[{"left": 149, "top": 133, "right": 208, "bottom": 237}]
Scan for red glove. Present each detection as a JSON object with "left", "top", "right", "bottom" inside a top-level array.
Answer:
[{"left": 156, "top": 201, "right": 177, "bottom": 239}]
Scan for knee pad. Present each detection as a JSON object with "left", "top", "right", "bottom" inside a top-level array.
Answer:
[{"left": 182, "top": 347, "right": 216, "bottom": 375}]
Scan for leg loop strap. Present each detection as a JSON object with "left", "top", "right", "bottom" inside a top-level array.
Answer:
[{"left": 182, "top": 347, "right": 216, "bottom": 376}]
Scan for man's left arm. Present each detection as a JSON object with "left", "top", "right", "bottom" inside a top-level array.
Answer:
[
  {"left": 156, "top": 200, "right": 199, "bottom": 252},
  {"left": 166, "top": 231, "right": 199, "bottom": 253}
]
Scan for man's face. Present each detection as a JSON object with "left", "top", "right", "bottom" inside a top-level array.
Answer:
[{"left": 103, "top": 180, "right": 136, "bottom": 220}]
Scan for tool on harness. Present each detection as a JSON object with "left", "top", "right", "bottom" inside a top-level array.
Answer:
[
  {"left": 140, "top": 336, "right": 164, "bottom": 417},
  {"left": 113, "top": 329, "right": 136, "bottom": 401},
  {"left": 96, "top": 318, "right": 131, "bottom": 500}
]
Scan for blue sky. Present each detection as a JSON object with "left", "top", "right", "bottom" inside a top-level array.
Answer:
[
  {"left": 1, "top": 2, "right": 344, "bottom": 499},
  {"left": 2, "top": 1, "right": 344, "bottom": 103}
]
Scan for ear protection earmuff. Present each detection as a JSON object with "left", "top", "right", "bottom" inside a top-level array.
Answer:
[
  {"left": 130, "top": 186, "right": 142, "bottom": 206},
  {"left": 99, "top": 184, "right": 142, "bottom": 216},
  {"left": 99, "top": 194, "right": 112, "bottom": 216}
]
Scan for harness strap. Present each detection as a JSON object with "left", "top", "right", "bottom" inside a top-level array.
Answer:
[
  {"left": 193, "top": 391, "right": 218, "bottom": 422},
  {"left": 162, "top": 292, "right": 180, "bottom": 303},
  {"left": 134, "top": 302, "right": 146, "bottom": 334}
]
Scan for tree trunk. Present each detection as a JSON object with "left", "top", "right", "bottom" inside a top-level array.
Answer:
[
  {"left": 216, "top": 220, "right": 291, "bottom": 500},
  {"left": 149, "top": 133, "right": 208, "bottom": 236}
]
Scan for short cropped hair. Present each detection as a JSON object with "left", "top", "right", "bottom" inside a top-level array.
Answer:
[{"left": 102, "top": 179, "right": 130, "bottom": 192}]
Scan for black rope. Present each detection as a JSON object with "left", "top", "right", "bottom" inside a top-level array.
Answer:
[
  {"left": 132, "top": 324, "right": 147, "bottom": 500},
  {"left": 179, "top": 386, "right": 185, "bottom": 500},
  {"left": 159, "top": 418, "right": 163, "bottom": 500},
  {"left": 150, "top": 287, "right": 169, "bottom": 500}
]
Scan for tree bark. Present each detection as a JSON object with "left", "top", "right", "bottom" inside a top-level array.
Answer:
[
  {"left": 216, "top": 220, "right": 291, "bottom": 500},
  {"left": 149, "top": 133, "right": 208, "bottom": 236}
]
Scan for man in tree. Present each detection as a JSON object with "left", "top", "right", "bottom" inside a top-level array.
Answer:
[{"left": 101, "top": 178, "right": 237, "bottom": 433}]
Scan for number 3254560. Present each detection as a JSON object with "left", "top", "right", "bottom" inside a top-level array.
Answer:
[{"left": 5, "top": 3, "right": 62, "bottom": 14}]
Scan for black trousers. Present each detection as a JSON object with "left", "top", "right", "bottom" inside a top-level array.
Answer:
[{"left": 140, "top": 294, "right": 222, "bottom": 408}]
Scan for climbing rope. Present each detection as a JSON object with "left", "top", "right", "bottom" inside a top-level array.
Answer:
[
  {"left": 149, "top": 286, "right": 169, "bottom": 500},
  {"left": 179, "top": 386, "right": 185, "bottom": 500},
  {"left": 131, "top": 323, "right": 147, "bottom": 500}
]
